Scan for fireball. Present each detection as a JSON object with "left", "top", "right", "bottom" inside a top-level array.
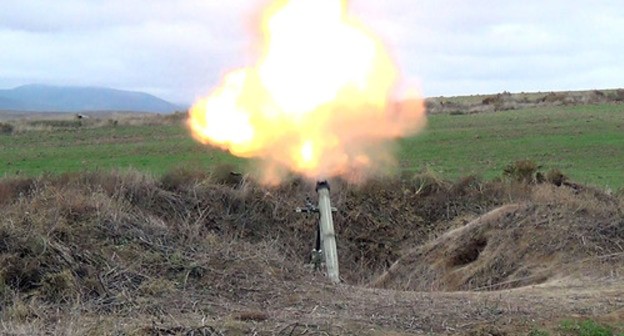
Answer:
[{"left": 188, "top": 0, "right": 426, "bottom": 183}]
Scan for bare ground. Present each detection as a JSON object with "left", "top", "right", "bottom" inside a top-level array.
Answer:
[{"left": 3, "top": 278, "right": 622, "bottom": 335}]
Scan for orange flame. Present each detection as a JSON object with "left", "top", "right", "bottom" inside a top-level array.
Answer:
[{"left": 188, "top": 0, "right": 426, "bottom": 184}]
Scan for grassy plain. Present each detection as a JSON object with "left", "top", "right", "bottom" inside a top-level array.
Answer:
[
  {"left": 401, "top": 103, "right": 624, "bottom": 188},
  {"left": 1, "top": 102, "right": 623, "bottom": 188},
  {"left": 0, "top": 121, "right": 244, "bottom": 176}
]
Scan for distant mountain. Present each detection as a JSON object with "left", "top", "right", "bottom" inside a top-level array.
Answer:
[{"left": 0, "top": 84, "right": 180, "bottom": 113}]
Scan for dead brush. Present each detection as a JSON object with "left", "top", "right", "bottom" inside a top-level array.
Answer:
[
  {"left": 0, "top": 170, "right": 313, "bottom": 314},
  {"left": 540, "top": 92, "right": 566, "bottom": 104},
  {"left": 373, "top": 182, "right": 624, "bottom": 292},
  {"left": 0, "top": 176, "right": 38, "bottom": 205},
  {"left": 0, "top": 121, "right": 14, "bottom": 134},
  {"left": 331, "top": 172, "right": 511, "bottom": 284},
  {"left": 208, "top": 163, "right": 244, "bottom": 186},
  {"left": 1, "top": 296, "right": 41, "bottom": 323},
  {"left": 159, "top": 165, "right": 211, "bottom": 191},
  {"left": 40, "top": 270, "right": 78, "bottom": 303},
  {"left": 544, "top": 168, "right": 568, "bottom": 186},
  {"left": 408, "top": 169, "right": 450, "bottom": 196},
  {"left": 451, "top": 175, "right": 484, "bottom": 196},
  {"left": 2, "top": 167, "right": 619, "bottom": 323},
  {"left": 503, "top": 160, "right": 540, "bottom": 184}
]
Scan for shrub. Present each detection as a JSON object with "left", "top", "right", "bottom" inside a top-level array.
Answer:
[
  {"left": 503, "top": 160, "right": 540, "bottom": 184},
  {"left": 0, "top": 122, "right": 14, "bottom": 134},
  {"left": 41, "top": 270, "right": 77, "bottom": 303},
  {"left": 451, "top": 175, "right": 483, "bottom": 195},
  {"left": 0, "top": 177, "right": 37, "bottom": 205},
  {"left": 541, "top": 92, "right": 566, "bottom": 104},
  {"left": 410, "top": 169, "right": 449, "bottom": 195},
  {"left": 611, "top": 89, "right": 624, "bottom": 102},
  {"left": 545, "top": 168, "right": 568, "bottom": 186},
  {"left": 210, "top": 163, "right": 244, "bottom": 186},
  {"left": 481, "top": 92, "right": 514, "bottom": 111},
  {"left": 163, "top": 111, "right": 188, "bottom": 123},
  {"left": 160, "top": 166, "right": 210, "bottom": 191}
]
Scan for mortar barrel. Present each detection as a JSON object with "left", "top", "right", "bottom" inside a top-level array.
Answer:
[{"left": 316, "top": 181, "right": 340, "bottom": 283}]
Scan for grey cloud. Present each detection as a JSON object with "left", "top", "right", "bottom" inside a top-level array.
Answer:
[
  {"left": 0, "top": 0, "right": 250, "bottom": 32},
  {"left": 357, "top": 0, "right": 624, "bottom": 96},
  {"left": 1, "top": 0, "right": 623, "bottom": 102},
  {"left": 0, "top": 0, "right": 253, "bottom": 102}
]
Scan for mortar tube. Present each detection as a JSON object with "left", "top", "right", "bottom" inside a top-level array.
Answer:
[{"left": 316, "top": 180, "right": 340, "bottom": 283}]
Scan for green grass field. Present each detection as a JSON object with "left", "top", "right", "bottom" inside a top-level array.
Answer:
[
  {"left": 0, "top": 121, "right": 245, "bottom": 176},
  {"left": 1, "top": 103, "right": 623, "bottom": 188},
  {"left": 400, "top": 103, "right": 624, "bottom": 188}
]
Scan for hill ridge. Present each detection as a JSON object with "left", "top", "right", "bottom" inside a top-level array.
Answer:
[{"left": 0, "top": 84, "right": 180, "bottom": 113}]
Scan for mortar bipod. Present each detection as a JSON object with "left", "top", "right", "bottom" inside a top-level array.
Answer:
[{"left": 295, "top": 196, "right": 337, "bottom": 272}]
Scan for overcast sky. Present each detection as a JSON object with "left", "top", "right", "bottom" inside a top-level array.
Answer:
[{"left": 1, "top": 0, "right": 622, "bottom": 103}]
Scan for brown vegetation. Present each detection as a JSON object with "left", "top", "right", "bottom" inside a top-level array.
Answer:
[
  {"left": 374, "top": 186, "right": 624, "bottom": 291},
  {"left": 0, "top": 111, "right": 187, "bottom": 133},
  {"left": 0, "top": 168, "right": 622, "bottom": 335},
  {"left": 0, "top": 121, "right": 14, "bottom": 134},
  {"left": 425, "top": 89, "right": 624, "bottom": 114}
]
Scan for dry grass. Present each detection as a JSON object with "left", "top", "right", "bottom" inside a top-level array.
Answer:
[
  {"left": 425, "top": 89, "right": 623, "bottom": 114},
  {"left": 0, "top": 169, "right": 513, "bottom": 304},
  {"left": 0, "top": 169, "right": 622, "bottom": 335},
  {"left": 374, "top": 183, "right": 624, "bottom": 291},
  {"left": 0, "top": 122, "right": 14, "bottom": 134},
  {"left": 0, "top": 170, "right": 308, "bottom": 319},
  {"left": 0, "top": 111, "right": 187, "bottom": 134}
]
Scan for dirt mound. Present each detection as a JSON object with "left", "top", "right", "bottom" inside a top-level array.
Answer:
[{"left": 374, "top": 185, "right": 624, "bottom": 291}]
